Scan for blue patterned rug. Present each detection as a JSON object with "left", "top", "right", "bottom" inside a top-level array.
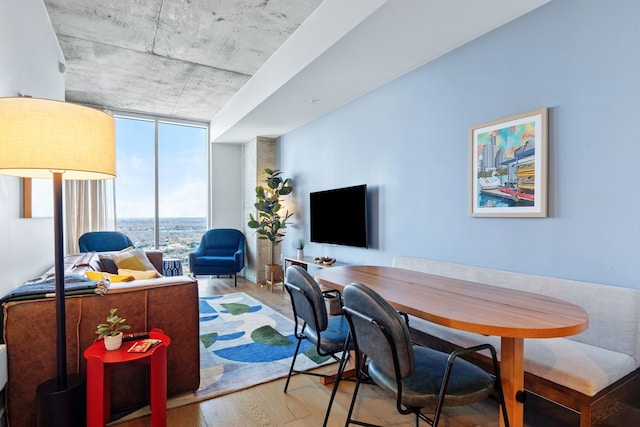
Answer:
[
  {"left": 116, "top": 292, "right": 335, "bottom": 421},
  {"left": 195, "top": 292, "right": 332, "bottom": 398}
]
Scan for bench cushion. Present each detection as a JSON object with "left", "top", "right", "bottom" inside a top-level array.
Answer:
[{"left": 410, "top": 317, "right": 636, "bottom": 396}]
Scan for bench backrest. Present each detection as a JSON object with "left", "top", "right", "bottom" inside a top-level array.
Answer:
[{"left": 393, "top": 256, "right": 640, "bottom": 364}]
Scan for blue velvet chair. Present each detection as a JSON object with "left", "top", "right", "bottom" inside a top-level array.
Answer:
[
  {"left": 189, "top": 229, "right": 245, "bottom": 286},
  {"left": 78, "top": 231, "right": 134, "bottom": 252}
]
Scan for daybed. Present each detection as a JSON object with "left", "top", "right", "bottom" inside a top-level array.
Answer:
[
  {"left": 2, "top": 251, "right": 200, "bottom": 427},
  {"left": 393, "top": 256, "right": 640, "bottom": 427}
]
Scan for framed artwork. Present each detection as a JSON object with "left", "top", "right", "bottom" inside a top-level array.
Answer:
[
  {"left": 22, "top": 177, "right": 53, "bottom": 218},
  {"left": 22, "top": 178, "right": 32, "bottom": 218},
  {"left": 469, "top": 108, "right": 548, "bottom": 217}
]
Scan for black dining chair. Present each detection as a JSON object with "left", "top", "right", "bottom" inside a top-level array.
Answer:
[
  {"left": 283, "top": 265, "right": 353, "bottom": 427},
  {"left": 339, "top": 282, "right": 509, "bottom": 427}
]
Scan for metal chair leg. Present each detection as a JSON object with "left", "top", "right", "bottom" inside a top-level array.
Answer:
[
  {"left": 283, "top": 337, "right": 303, "bottom": 393},
  {"left": 323, "top": 350, "right": 350, "bottom": 427},
  {"left": 489, "top": 348, "right": 510, "bottom": 427},
  {"left": 344, "top": 375, "right": 362, "bottom": 427}
]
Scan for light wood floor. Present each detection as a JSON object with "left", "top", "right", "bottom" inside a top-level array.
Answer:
[{"left": 111, "top": 276, "right": 579, "bottom": 427}]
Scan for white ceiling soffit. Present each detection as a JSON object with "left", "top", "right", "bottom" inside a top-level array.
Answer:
[{"left": 210, "top": 0, "right": 551, "bottom": 143}]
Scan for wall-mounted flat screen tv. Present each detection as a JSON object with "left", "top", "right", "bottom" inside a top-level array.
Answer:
[{"left": 310, "top": 184, "right": 368, "bottom": 248}]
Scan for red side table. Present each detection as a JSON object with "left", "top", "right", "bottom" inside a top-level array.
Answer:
[{"left": 84, "top": 328, "right": 171, "bottom": 427}]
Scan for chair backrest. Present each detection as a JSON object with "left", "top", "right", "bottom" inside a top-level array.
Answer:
[
  {"left": 200, "top": 229, "right": 244, "bottom": 256},
  {"left": 343, "top": 282, "right": 414, "bottom": 380},
  {"left": 78, "top": 231, "right": 134, "bottom": 252},
  {"left": 284, "top": 265, "right": 329, "bottom": 333}
]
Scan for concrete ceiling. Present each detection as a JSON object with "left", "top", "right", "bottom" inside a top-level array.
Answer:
[
  {"left": 43, "top": 0, "right": 551, "bottom": 142},
  {"left": 43, "top": 0, "right": 322, "bottom": 122}
]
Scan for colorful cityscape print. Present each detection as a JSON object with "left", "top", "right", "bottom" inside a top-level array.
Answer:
[{"left": 475, "top": 119, "right": 537, "bottom": 208}]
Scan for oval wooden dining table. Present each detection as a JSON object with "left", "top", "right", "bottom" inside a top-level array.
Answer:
[{"left": 314, "top": 265, "right": 589, "bottom": 427}]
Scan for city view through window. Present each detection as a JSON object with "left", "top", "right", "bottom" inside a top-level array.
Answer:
[
  {"left": 117, "top": 217, "right": 207, "bottom": 272},
  {"left": 115, "top": 116, "right": 208, "bottom": 272}
]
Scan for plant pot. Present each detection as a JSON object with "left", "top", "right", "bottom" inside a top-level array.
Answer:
[
  {"left": 297, "top": 249, "right": 304, "bottom": 259},
  {"left": 103, "top": 332, "right": 123, "bottom": 351},
  {"left": 265, "top": 264, "right": 283, "bottom": 284}
]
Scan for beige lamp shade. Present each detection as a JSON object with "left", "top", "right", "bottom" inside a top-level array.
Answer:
[{"left": 0, "top": 97, "right": 115, "bottom": 180}]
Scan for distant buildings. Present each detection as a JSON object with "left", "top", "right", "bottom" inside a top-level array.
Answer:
[{"left": 117, "top": 217, "right": 207, "bottom": 271}]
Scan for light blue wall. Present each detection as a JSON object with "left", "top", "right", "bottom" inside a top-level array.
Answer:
[{"left": 279, "top": 0, "right": 640, "bottom": 289}]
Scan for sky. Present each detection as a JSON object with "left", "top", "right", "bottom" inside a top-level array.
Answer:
[
  {"left": 29, "top": 117, "right": 208, "bottom": 219},
  {"left": 115, "top": 117, "right": 208, "bottom": 218}
]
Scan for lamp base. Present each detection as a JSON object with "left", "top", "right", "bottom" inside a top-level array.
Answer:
[{"left": 36, "top": 374, "right": 86, "bottom": 427}]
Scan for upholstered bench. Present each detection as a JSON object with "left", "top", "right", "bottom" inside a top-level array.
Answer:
[{"left": 392, "top": 256, "right": 640, "bottom": 427}]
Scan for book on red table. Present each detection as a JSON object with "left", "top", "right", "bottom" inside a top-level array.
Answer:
[{"left": 127, "top": 338, "right": 162, "bottom": 353}]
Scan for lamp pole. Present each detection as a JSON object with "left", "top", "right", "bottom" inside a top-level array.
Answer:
[
  {"left": 53, "top": 171, "right": 67, "bottom": 390},
  {"left": 0, "top": 97, "right": 115, "bottom": 427},
  {"left": 35, "top": 171, "right": 85, "bottom": 426}
]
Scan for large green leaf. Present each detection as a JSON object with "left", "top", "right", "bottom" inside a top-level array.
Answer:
[
  {"left": 279, "top": 186, "right": 292, "bottom": 196},
  {"left": 268, "top": 177, "right": 282, "bottom": 189}
]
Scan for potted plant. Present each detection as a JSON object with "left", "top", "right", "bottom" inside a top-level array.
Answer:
[
  {"left": 296, "top": 237, "right": 305, "bottom": 260},
  {"left": 248, "top": 168, "right": 294, "bottom": 282},
  {"left": 95, "top": 308, "right": 131, "bottom": 350}
]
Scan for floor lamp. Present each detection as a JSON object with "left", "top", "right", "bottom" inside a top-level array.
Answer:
[{"left": 0, "top": 97, "right": 115, "bottom": 426}]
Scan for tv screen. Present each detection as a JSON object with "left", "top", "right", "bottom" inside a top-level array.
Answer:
[{"left": 310, "top": 184, "right": 368, "bottom": 248}]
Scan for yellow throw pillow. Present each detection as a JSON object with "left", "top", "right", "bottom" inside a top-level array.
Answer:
[
  {"left": 85, "top": 271, "right": 135, "bottom": 282},
  {"left": 111, "top": 248, "right": 157, "bottom": 272},
  {"left": 118, "top": 268, "right": 161, "bottom": 280}
]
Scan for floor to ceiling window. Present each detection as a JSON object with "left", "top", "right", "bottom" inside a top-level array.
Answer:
[{"left": 114, "top": 114, "right": 209, "bottom": 272}]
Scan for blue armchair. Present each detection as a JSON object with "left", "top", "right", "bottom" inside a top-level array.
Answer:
[
  {"left": 189, "top": 229, "right": 245, "bottom": 287},
  {"left": 78, "top": 231, "right": 134, "bottom": 252}
]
